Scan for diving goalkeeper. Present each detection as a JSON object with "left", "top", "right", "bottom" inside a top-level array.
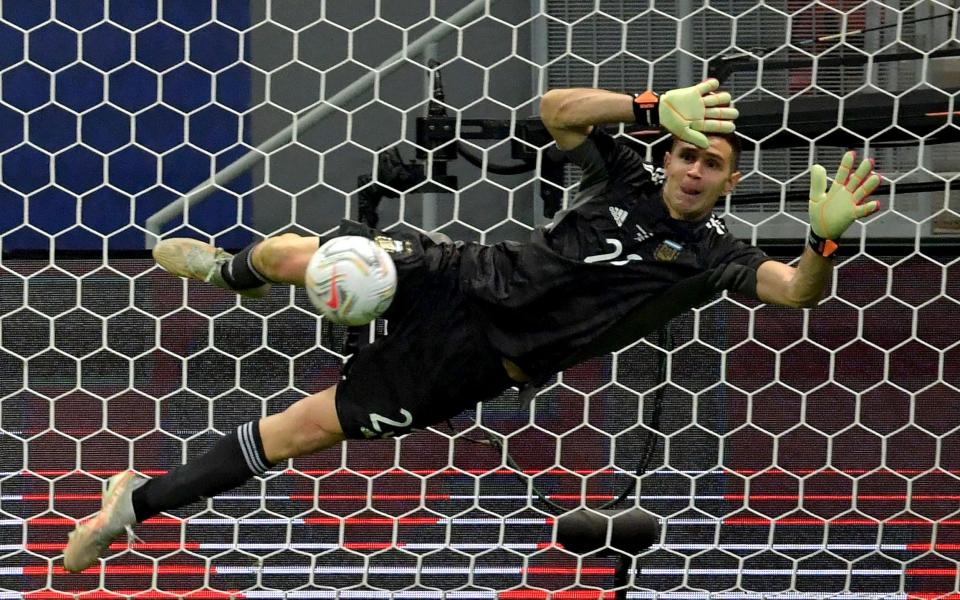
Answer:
[{"left": 64, "top": 79, "right": 881, "bottom": 572}]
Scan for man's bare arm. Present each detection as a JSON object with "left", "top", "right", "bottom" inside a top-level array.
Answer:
[
  {"left": 539, "top": 79, "right": 738, "bottom": 151},
  {"left": 539, "top": 88, "right": 635, "bottom": 150},
  {"left": 756, "top": 250, "right": 833, "bottom": 308}
]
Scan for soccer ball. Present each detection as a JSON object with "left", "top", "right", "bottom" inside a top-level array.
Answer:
[{"left": 304, "top": 236, "right": 397, "bottom": 326}]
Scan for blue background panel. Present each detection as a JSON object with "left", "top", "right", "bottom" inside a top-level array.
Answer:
[
  {"left": 82, "top": 23, "right": 130, "bottom": 71},
  {"left": 1, "top": 0, "right": 51, "bottom": 30},
  {"left": 55, "top": 0, "right": 104, "bottom": 30},
  {"left": 55, "top": 65, "right": 105, "bottom": 112},
  {"left": 1, "top": 1, "right": 251, "bottom": 251},
  {"left": 29, "top": 22, "right": 78, "bottom": 70}
]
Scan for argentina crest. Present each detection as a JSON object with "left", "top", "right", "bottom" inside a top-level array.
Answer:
[
  {"left": 654, "top": 240, "right": 683, "bottom": 262},
  {"left": 373, "top": 235, "right": 413, "bottom": 256}
]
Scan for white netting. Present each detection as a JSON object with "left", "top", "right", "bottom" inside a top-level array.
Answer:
[{"left": 1, "top": 1, "right": 959, "bottom": 598}]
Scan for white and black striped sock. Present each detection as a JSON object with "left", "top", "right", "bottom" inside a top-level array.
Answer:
[
  {"left": 237, "top": 420, "right": 272, "bottom": 475},
  {"left": 131, "top": 420, "right": 275, "bottom": 522}
]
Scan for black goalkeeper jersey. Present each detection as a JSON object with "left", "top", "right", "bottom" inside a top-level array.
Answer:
[{"left": 458, "top": 127, "right": 773, "bottom": 380}]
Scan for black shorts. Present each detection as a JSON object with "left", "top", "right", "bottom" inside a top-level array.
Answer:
[{"left": 333, "top": 221, "right": 514, "bottom": 439}]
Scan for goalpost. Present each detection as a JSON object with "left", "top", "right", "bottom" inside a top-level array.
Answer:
[{"left": 1, "top": 1, "right": 958, "bottom": 598}]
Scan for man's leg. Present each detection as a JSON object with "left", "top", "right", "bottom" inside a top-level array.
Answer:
[
  {"left": 64, "top": 383, "right": 345, "bottom": 572},
  {"left": 151, "top": 232, "right": 322, "bottom": 294},
  {"left": 65, "top": 232, "right": 348, "bottom": 571},
  {"left": 248, "top": 233, "right": 322, "bottom": 287}
]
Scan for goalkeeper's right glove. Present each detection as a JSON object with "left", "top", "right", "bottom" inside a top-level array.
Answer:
[
  {"left": 652, "top": 78, "right": 739, "bottom": 149},
  {"left": 807, "top": 150, "right": 882, "bottom": 257}
]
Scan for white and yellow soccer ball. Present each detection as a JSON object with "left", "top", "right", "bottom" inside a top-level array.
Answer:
[{"left": 304, "top": 236, "right": 397, "bottom": 326}]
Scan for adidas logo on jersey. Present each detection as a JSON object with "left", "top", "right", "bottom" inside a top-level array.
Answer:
[
  {"left": 706, "top": 214, "right": 727, "bottom": 235},
  {"left": 634, "top": 225, "right": 653, "bottom": 243},
  {"left": 609, "top": 206, "right": 628, "bottom": 228},
  {"left": 641, "top": 162, "right": 666, "bottom": 185}
]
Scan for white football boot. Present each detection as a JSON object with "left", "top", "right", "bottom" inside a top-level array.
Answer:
[
  {"left": 152, "top": 238, "right": 271, "bottom": 298},
  {"left": 63, "top": 471, "right": 147, "bottom": 573}
]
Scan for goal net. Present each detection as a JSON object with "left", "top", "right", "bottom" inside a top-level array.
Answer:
[{"left": 1, "top": 1, "right": 959, "bottom": 598}]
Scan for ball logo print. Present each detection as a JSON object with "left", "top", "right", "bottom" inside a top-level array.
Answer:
[
  {"left": 326, "top": 266, "right": 340, "bottom": 310},
  {"left": 305, "top": 236, "right": 397, "bottom": 326}
]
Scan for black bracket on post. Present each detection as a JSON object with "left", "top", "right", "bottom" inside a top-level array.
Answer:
[
  {"left": 708, "top": 45, "right": 960, "bottom": 84},
  {"left": 414, "top": 115, "right": 567, "bottom": 216}
]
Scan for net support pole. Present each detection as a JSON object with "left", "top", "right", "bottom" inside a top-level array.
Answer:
[
  {"left": 144, "top": 0, "right": 493, "bottom": 247},
  {"left": 421, "top": 41, "right": 440, "bottom": 233}
]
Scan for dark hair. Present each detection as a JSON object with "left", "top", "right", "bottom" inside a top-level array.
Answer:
[{"left": 671, "top": 131, "right": 742, "bottom": 172}]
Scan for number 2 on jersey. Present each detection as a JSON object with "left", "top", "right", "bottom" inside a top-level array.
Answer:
[{"left": 584, "top": 238, "right": 643, "bottom": 266}]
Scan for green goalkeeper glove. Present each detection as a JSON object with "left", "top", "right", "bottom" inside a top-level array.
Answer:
[
  {"left": 807, "top": 151, "right": 882, "bottom": 257},
  {"left": 658, "top": 78, "right": 739, "bottom": 149}
]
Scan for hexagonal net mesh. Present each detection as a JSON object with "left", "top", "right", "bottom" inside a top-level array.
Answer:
[{"left": 1, "top": 0, "right": 958, "bottom": 598}]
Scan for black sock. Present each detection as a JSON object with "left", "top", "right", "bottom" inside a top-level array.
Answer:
[
  {"left": 131, "top": 421, "right": 276, "bottom": 522},
  {"left": 220, "top": 242, "right": 273, "bottom": 290}
]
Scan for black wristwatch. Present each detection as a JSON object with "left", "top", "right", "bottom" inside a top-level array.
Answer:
[
  {"left": 807, "top": 229, "right": 838, "bottom": 257},
  {"left": 632, "top": 91, "right": 660, "bottom": 128}
]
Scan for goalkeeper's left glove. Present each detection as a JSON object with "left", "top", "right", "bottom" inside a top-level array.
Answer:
[
  {"left": 643, "top": 78, "right": 738, "bottom": 149},
  {"left": 807, "top": 150, "right": 882, "bottom": 257}
]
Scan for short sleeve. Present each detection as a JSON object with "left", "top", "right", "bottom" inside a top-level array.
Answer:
[
  {"left": 562, "top": 127, "right": 650, "bottom": 190},
  {"left": 706, "top": 232, "right": 775, "bottom": 299},
  {"left": 712, "top": 233, "right": 771, "bottom": 270}
]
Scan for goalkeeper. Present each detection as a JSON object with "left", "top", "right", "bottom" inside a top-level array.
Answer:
[{"left": 64, "top": 79, "right": 881, "bottom": 572}]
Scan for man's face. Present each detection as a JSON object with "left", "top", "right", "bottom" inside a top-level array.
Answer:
[{"left": 661, "top": 137, "right": 741, "bottom": 221}]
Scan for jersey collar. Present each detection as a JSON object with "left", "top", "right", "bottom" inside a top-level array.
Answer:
[{"left": 645, "top": 191, "right": 715, "bottom": 242}]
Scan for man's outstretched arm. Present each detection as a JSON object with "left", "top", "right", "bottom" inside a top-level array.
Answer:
[
  {"left": 755, "top": 248, "right": 834, "bottom": 308},
  {"left": 540, "top": 78, "right": 738, "bottom": 150},
  {"left": 756, "top": 151, "right": 882, "bottom": 308},
  {"left": 540, "top": 88, "right": 634, "bottom": 149}
]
